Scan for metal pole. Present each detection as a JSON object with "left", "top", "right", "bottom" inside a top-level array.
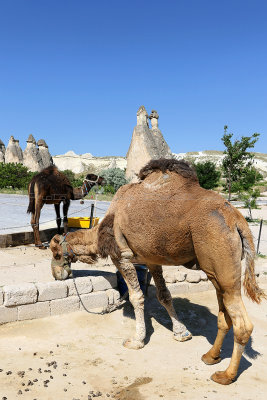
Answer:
[
  {"left": 256, "top": 219, "right": 263, "bottom": 254},
  {"left": 89, "top": 203, "right": 95, "bottom": 229}
]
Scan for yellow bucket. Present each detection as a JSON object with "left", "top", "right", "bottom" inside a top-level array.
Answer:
[{"left": 67, "top": 217, "right": 100, "bottom": 229}]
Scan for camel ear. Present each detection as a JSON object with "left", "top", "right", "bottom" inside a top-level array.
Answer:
[{"left": 50, "top": 235, "right": 63, "bottom": 260}]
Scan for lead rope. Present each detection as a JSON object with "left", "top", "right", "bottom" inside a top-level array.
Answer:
[{"left": 68, "top": 261, "right": 129, "bottom": 315}]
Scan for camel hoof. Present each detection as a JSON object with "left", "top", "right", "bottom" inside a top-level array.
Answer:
[
  {"left": 123, "top": 338, "right": 144, "bottom": 350},
  {"left": 201, "top": 353, "right": 221, "bottom": 365},
  {"left": 211, "top": 371, "right": 234, "bottom": 385},
  {"left": 173, "top": 330, "right": 192, "bottom": 342}
]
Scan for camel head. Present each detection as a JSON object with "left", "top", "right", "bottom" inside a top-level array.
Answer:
[
  {"left": 50, "top": 234, "right": 77, "bottom": 280},
  {"left": 50, "top": 227, "right": 100, "bottom": 280}
]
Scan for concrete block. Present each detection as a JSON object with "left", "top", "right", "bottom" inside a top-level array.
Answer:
[
  {"left": 91, "top": 275, "right": 117, "bottom": 292},
  {"left": 36, "top": 281, "right": 67, "bottom": 302},
  {"left": 106, "top": 289, "right": 120, "bottom": 305},
  {"left": 199, "top": 270, "right": 208, "bottom": 281},
  {"left": 0, "top": 306, "right": 18, "bottom": 324},
  {"left": 186, "top": 271, "right": 201, "bottom": 283},
  {"left": 0, "top": 288, "right": 3, "bottom": 306},
  {"left": 163, "top": 272, "right": 176, "bottom": 283},
  {"left": 167, "top": 282, "right": 189, "bottom": 296},
  {"left": 80, "top": 292, "right": 108, "bottom": 310},
  {"left": 4, "top": 283, "right": 37, "bottom": 306},
  {"left": 67, "top": 277, "right": 92, "bottom": 297},
  {"left": 18, "top": 302, "right": 50, "bottom": 321},
  {"left": 50, "top": 296, "right": 80, "bottom": 316},
  {"left": 175, "top": 271, "right": 186, "bottom": 282}
]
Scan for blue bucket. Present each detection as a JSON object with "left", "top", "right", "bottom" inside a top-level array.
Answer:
[{"left": 117, "top": 264, "right": 149, "bottom": 296}]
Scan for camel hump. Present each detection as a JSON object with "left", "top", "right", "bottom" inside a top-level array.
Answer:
[
  {"left": 138, "top": 158, "right": 198, "bottom": 182},
  {"left": 98, "top": 214, "right": 121, "bottom": 259}
]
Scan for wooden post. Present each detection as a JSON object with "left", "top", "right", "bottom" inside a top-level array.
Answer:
[
  {"left": 89, "top": 203, "right": 95, "bottom": 229},
  {"left": 256, "top": 219, "right": 263, "bottom": 254}
]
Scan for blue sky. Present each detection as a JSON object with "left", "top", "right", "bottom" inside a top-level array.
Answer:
[{"left": 0, "top": 0, "right": 266, "bottom": 156}]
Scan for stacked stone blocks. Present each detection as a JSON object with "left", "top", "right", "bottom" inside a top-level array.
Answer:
[{"left": 0, "top": 275, "right": 119, "bottom": 324}]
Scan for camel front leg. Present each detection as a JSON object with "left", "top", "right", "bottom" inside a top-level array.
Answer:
[
  {"left": 202, "top": 290, "right": 232, "bottom": 365},
  {"left": 112, "top": 257, "right": 145, "bottom": 349},
  {"left": 54, "top": 203, "right": 62, "bottom": 234},
  {"left": 63, "top": 199, "right": 70, "bottom": 234},
  {"left": 149, "top": 265, "right": 192, "bottom": 342}
]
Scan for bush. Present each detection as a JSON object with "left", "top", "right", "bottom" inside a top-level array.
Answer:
[
  {"left": 193, "top": 161, "right": 221, "bottom": 189},
  {"left": 0, "top": 163, "right": 37, "bottom": 189},
  {"left": 101, "top": 168, "right": 128, "bottom": 191},
  {"left": 62, "top": 169, "right": 83, "bottom": 187}
]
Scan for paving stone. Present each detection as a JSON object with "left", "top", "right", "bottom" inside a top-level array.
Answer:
[
  {"left": 186, "top": 271, "right": 201, "bottom": 283},
  {"left": 106, "top": 289, "right": 120, "bottom": 305},
  {"left": 0, "top": 305, "right": 18, "bottom": 324},
  {"left": 18, "top": 302, "right": 50, "bottom": 321},
  {"left": 91, "top": 275, "right": 117, "bottom": 291},
  {"left": 36, "top": 281, "right": 67, "bottom": 302},
  {"left": 167, "top": 282, "right": 189, "bottom": 296},
  {"left": 0, "top": 288, "right": 3, "bottom": 306},
  {"left": 4, "top": 283, "right": 37, "bottom": 307},
  {"left": 50, "top": 296, "right": 80, "bottom": 316},
  {"left": 175, "top": 271, "right": 186, "bottom": 282},
  {"left": 80, "top": 292, "right": 108, "bottom": 310},
  {"left": 67, "top": 277, "right": 92, "bottom": 296}
]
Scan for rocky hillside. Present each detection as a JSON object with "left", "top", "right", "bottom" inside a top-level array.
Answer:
[{"left": 53, "top": 150, "right": 267, "bottom": 178}]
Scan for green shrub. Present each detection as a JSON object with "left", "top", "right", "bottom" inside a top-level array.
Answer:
[
  {"left": 193, "top": 161, "right": 221, "bottom": 189},
  {"left": 101, "top": 168, "right": 128, "bottom": 191},
  {"left": 0, "top": 163, "right": 37, "bottom": 189}
]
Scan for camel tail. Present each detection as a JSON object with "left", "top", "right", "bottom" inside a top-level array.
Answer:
[
  {"left": 237, "top": 219, "right": 266, "bottom": 304},
  {"left": 27, "top": 181, "right": 35, "bottom": 214}
]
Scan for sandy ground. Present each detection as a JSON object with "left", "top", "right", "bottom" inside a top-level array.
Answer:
[{"left": 0, "top": 286, "right": 267, "bottom": 400}]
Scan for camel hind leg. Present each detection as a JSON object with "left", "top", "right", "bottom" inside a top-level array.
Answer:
[
  {"left": 202, "top": 290, "right": 232, "bottom": 365},
  {"left": 31, "top": 195, "right": 44, "bottom": 248},
  {"left": 194, "top": 229, "right": 253, "bottom": 384},
  {"left": 148, "top": 265, "right": 192, "bottom": 341},
  {"left": 211, "top": 290, "right": 253, "bottom": 385}
]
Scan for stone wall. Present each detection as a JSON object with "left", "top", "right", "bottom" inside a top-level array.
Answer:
[{"left": 0, "top": 274, "right": 119, "bottom": 324}]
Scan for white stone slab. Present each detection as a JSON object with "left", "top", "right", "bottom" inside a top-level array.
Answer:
[
  {"left": 4, "top": 283, "right": 37, "bottom": 306},
  {"left": 18, "top": 302, "right": 50, "bottom": 320},
  {"left": 36, "top": 281, "right": 67, "bottom": 302}
]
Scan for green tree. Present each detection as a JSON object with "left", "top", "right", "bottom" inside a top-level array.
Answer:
[
  {"left": 101, "top": 168, "right": 127, "bottom": 191},
  {"left": 62, "top": 169, "right": 83, "bottom": 187},
  {"left": 193, "top": 161, "right": 221, "bottom": 189},
  {"left": 0, "top": 162, "right": 36, "bottom": 189},
  {"left": 221, "top": 126, "right": 260, "bottom": 200}
]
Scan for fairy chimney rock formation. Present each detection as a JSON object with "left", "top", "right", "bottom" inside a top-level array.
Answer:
[
  {"left": 0, "top": 139, "right": 5, "bottom": 162},
  {"left": 126, "top": 106, "right": 172, "bottom": 182},
  {"left": 37, "top": 139, "right": 53, "bottom": 168},
  {"left": 23, "top": 134, "right": 44, "bottom": 172},
  {"left": 5, "top": 136, "right": 23, "bottom": 164}
]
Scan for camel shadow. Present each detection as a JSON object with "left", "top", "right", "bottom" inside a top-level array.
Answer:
[{"left": 122, "top": 289, "right": 261, "bottom": 378}]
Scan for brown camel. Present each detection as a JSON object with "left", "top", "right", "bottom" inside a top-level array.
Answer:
[
  {"left": 50, "top": 158, "right": 266, "bottom": 385},
  {"left": 28, "top": 165, "right": 104, "bottom": 248}
]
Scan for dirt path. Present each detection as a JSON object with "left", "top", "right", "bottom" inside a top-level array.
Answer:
[{"left": 0, "top": 286, "right": 267, "bottom": 400}]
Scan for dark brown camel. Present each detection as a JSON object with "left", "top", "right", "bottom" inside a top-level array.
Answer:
[{"left": 27, "top": 165, "right": 104, "bottom": 248}]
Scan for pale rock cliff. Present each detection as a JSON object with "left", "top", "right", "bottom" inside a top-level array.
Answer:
[
  {"left": 5, "top": 136, "right": 23, "bottom": 164},
  {"left": 23, "top": 135, "right": 44, "bottom": 172},
  {"left": 126, "top": 106, "right": 172, "bottom": 182},
  {"left": 37, "top": 139, "right": 53, "bottom": 168}
]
